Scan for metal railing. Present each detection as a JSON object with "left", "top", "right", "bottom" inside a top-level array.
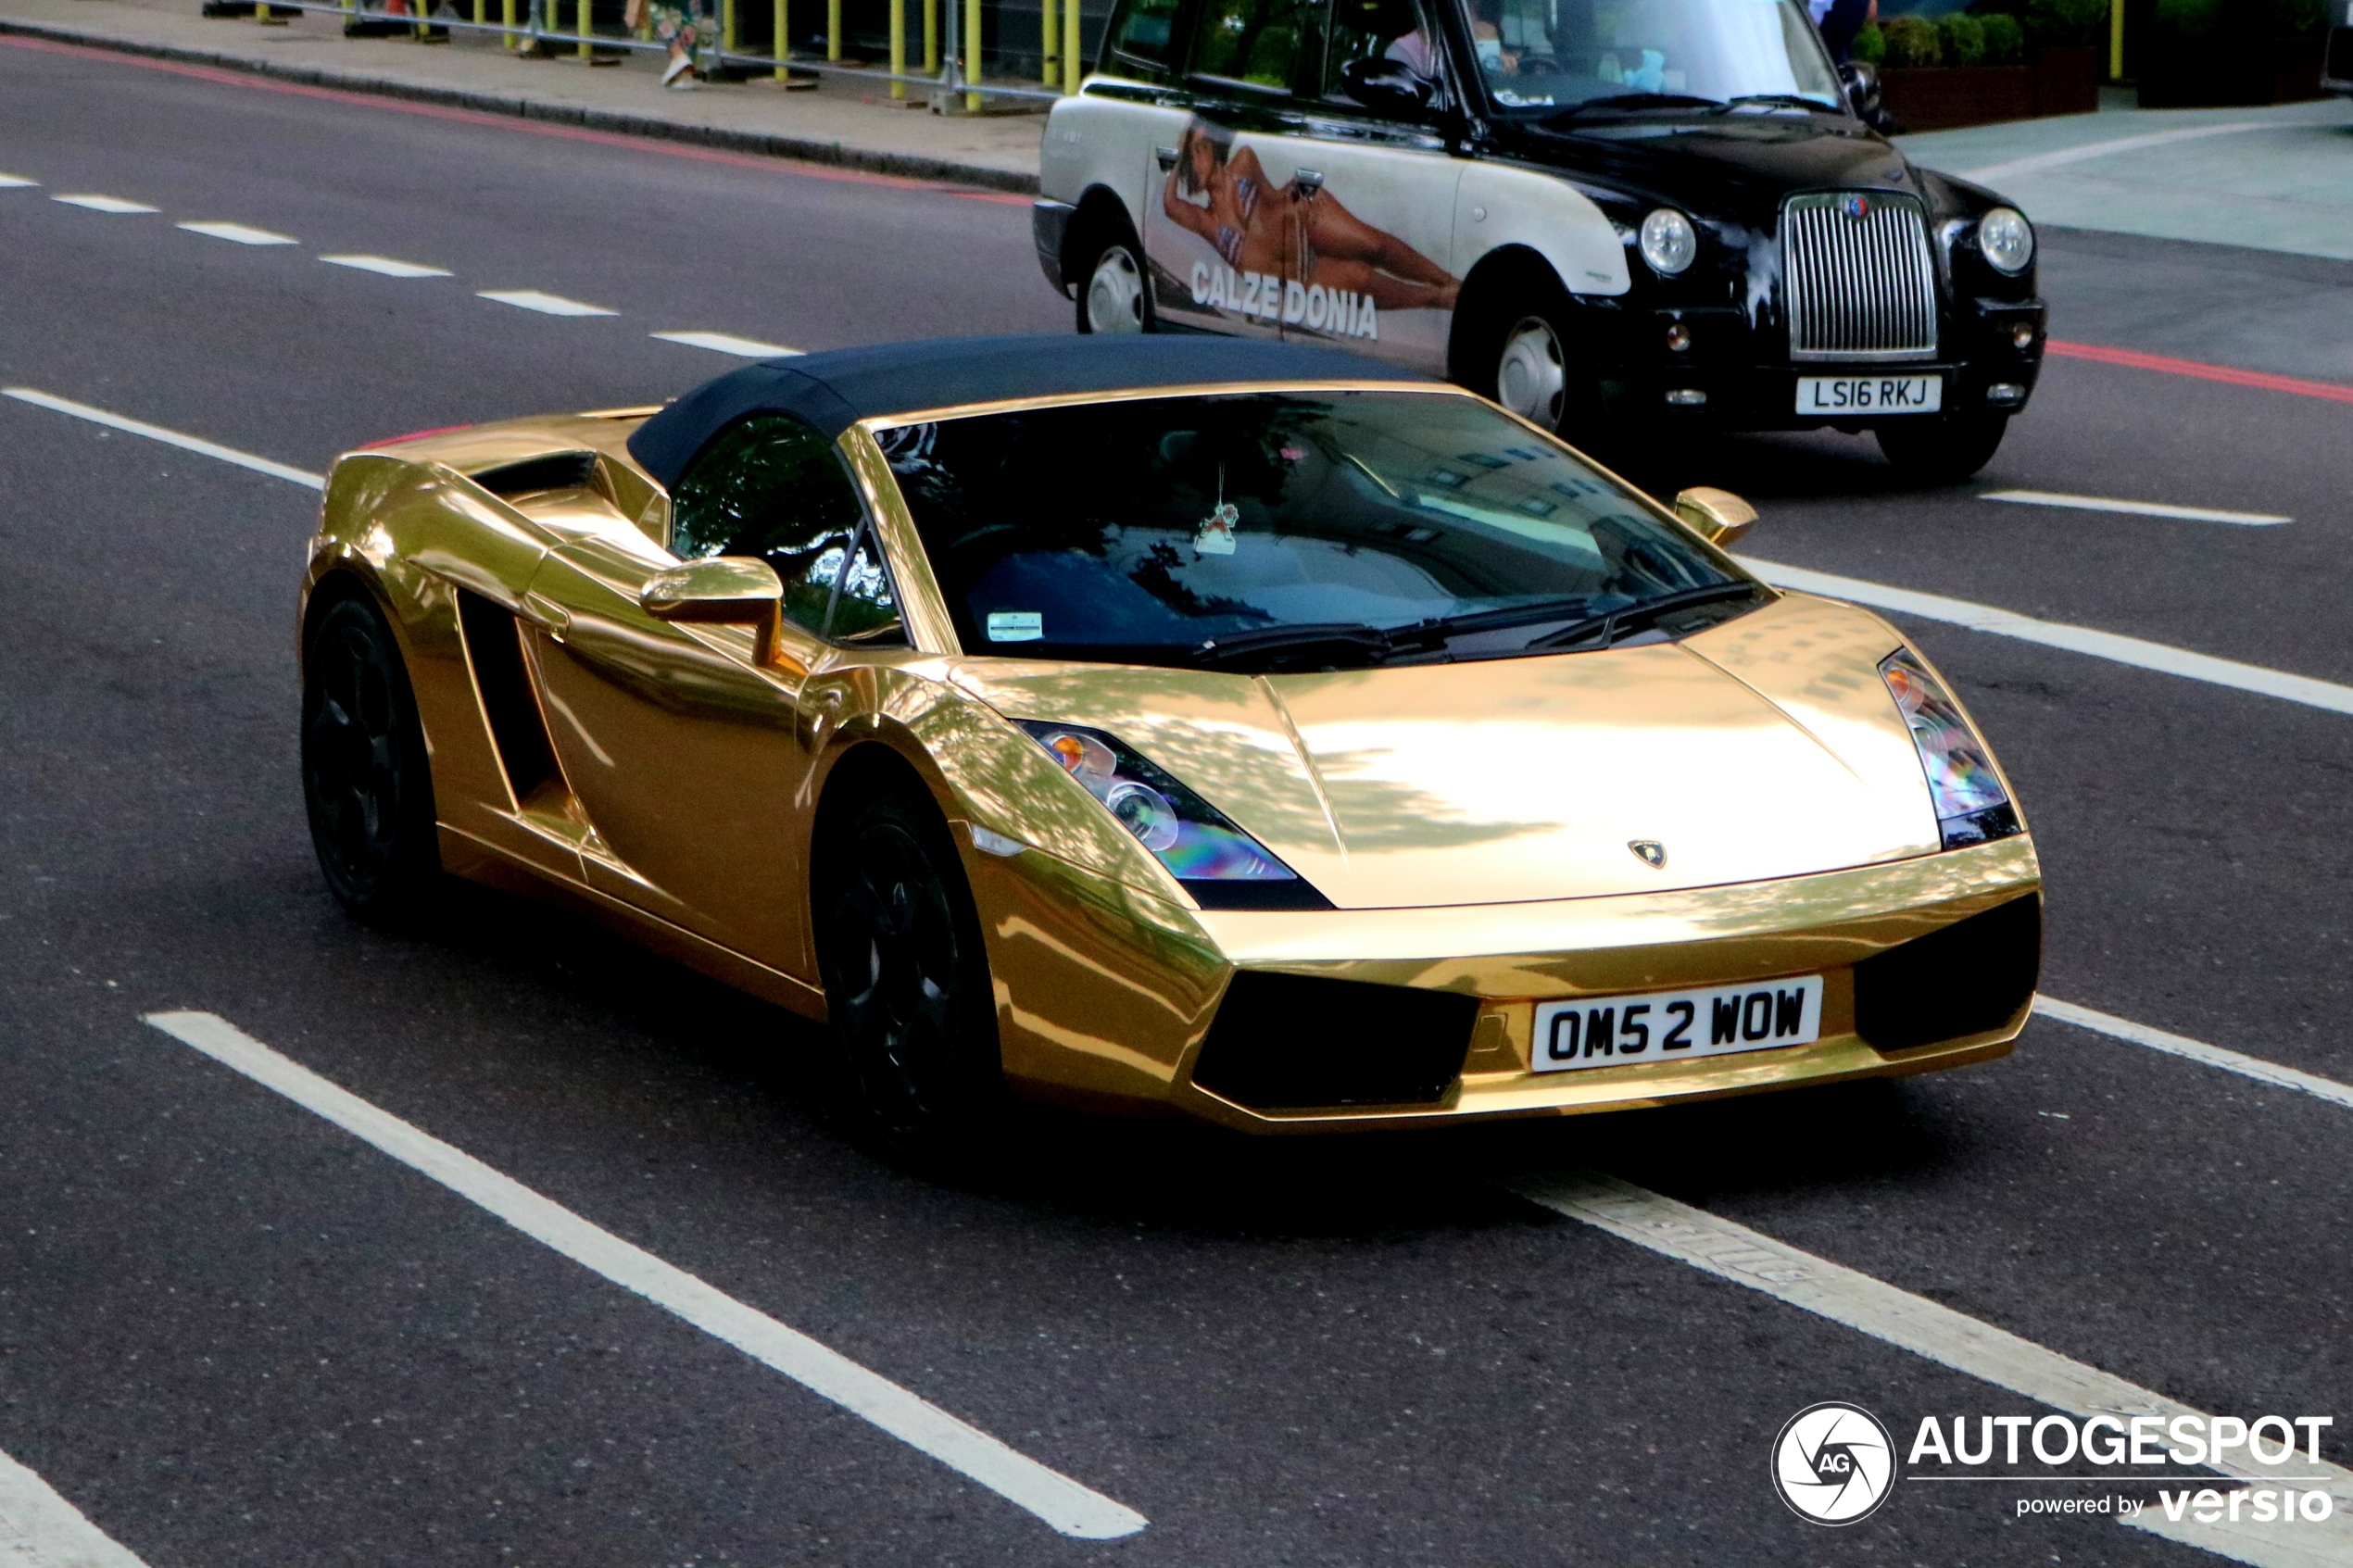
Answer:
[{"left": 227, "top": 0, "right": 1078, "bottom": 109}]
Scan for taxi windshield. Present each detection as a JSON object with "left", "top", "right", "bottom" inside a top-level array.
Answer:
[
  {"left": 1437, "top": 0, "right": 1843, "bottom": 112},
  {"left": 875, "top": 391, "right": 1758, "bottom": 673}
]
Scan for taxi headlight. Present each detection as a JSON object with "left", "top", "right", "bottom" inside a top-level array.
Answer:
[
  {"left": 1879, "top": 649, "right": 2023, "bottom": 849},
  {"left": 1014, "top": 720, "right": 1310, "bottom": 890},
  {"left": 1639, "top": 208, "right": 1698, "bottom": 277},
  {"left": 1978, "top": 206, "right": 2033, "bottom": 274}
]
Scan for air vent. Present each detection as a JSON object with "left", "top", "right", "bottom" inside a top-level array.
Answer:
[
  {"left": 472, "top": 452, "right": 598, "bottom": 497},
  {"left": 1853, "top": 894, "right": 2041, "bottom": 1053},
  {"left": 454, "top": 589, "right": 562, "bottom": 804},
  {"left": 1190, "top": 971, "right": 1478, "bottom": 1110}
]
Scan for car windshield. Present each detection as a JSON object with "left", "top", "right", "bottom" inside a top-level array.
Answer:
[
  {"left": 875, "top": 391, "right": 1759, "bottom": 673},
  {"left": 1433, "top": 0, "right": 1843, "bottom": 112}
]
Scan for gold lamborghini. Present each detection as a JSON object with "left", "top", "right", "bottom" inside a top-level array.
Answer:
[{"left": 298, "top": 334, "right": 2042, "bottom": 1158}]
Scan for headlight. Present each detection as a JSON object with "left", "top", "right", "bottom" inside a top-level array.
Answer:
[
  {"left": 1014, "top": 720, "right": 1326, "bottom": 906},
  {"left": 1977, "top": 206, "right": 2033, "bottom": 274},
  {"left": 1879, "top": 650, "right": 2021, "bottom": 849},
  {"left": 1639, "top": 208, "right": 1697, "bottom": 277}
]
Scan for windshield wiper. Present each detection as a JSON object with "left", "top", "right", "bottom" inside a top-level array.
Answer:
[
  {"left": 1724, "top": 92, "right": 1837, "bottom": 111},
  {"left": 1390, "top": 596, "right": 1603, "bottom": 646},
  {"left": 1545, "top": 92, "right": 1726, "bottom": 122},
  {"left": 1527, "top": 581, "right": 1766, "bottom": 651},
  {"left": 1189, "top": 621, "right": 1393, "bottom": 671}
]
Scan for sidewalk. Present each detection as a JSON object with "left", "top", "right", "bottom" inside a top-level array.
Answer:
[
  {"left": 9, "top": 0, "right": 2353, "bottom": 249},
  {"left": 0, "top": 0, "right": 1049, "bottom": 190}
]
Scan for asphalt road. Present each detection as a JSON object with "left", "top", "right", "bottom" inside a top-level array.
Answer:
[{"left": 3, "top": 36, "right": 2348, "bottom": 1568}]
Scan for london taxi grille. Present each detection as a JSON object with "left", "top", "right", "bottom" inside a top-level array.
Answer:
[{"left": 1780, "top": 193, "right": 1940, "bottom": 363}]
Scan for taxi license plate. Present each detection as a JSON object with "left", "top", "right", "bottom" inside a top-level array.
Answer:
[
  {"left": 1532, "top": 976, "right": 1824, "bottom": 1073},
  {"left": 1795, "top": 374, "right": 1943, "bottom": 415}
]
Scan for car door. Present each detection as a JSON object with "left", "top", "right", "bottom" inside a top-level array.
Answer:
[
  {"left": 519, "top": 413, "right": 883, "bottom": 983},
  {"left": 1147, "top": 0, "right": 1465, "bottom": 370}
]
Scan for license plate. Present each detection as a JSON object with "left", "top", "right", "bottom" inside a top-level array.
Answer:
[
  {"left": 1532, "top": 976, "right": 1824, "bottom": 1073},
  {"left": 1795, "top": 375, "right": 1943, "bottom": 415}
]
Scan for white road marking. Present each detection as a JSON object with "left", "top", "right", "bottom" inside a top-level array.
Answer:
[
  {"left": 2036, "top": 997, "right": 2353, "bottom": 1111},
  {"left": 0, "top": 1444, "right": 153, "bottom": 1568},
  {"left": 320, "top": 254, "right": 452, "bottom": 278},
  {"left": 652, "top": 330, "right": 804, "bottom": 358},
  {"left": 1511, "top": 1171, "right": 2353, "bottom": 1567},
  {"left": 0, "top": 174, "right": 38, "bottom": 188},
  {"left": 1742, "top": 558, "right": 2353, "bottom": 718},
  {"left": 50, "top": 194, "right": 158, "bottom": 215},
  {"left": 1982, "top": 490, "right": 2291, "bottom": 527},
  {"left": 177, "top": 220, "right": 298, "bottom": 247},
  {"left": 2, "top": 388, "right": 325, "bottom": 490},
  {"left": 479, "top": 289, "right": 617, "bottom": 317},
  {"left": 142, "top": 1010, "right": 1149, "bottom": 1541},
  {"left": 1957, "top": 121, "right": 2272, "bottom": 183}
]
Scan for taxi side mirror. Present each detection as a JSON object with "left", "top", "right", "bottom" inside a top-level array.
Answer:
[
  {"left": 640, "top": 556, "right": 802, "bottom": 671},
  {"left": 1841, "top": 60, "right": 1881, "bottom": 119},
  {"left": 1340, "top": 56, "right": 1436, "bottom": 117},
  {"left": 1673, "top": 486, "right": 1758, "bottom": 548}
]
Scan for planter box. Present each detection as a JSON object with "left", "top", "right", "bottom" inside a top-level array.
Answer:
[
  {"left": 2138, "top": 33, "right": 2325, "bottom": 104},
  {"left": 2033, "top": 44, "right": 2101, "bottom": 115},
  {"left": 1879, "top": 47, "right": 2104, "bottom": 131}
]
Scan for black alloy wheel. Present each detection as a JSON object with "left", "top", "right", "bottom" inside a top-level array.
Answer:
[
  {"left": 1074, "top": 218, "right": 1153, "bottom": 335},
  {"left": 300, "top": 594, "right": 440, "bottom": 922},
  {"left": 818, "top": 789, "right": 1004, "bottom": 1168},
  {"left": 1876, "top": 412, "right": 2010, "bottom": 484}
]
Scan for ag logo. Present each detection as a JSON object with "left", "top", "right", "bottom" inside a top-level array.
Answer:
[{"left": 1771, "top": 1402, "right": 1896, "bottom": 1524}]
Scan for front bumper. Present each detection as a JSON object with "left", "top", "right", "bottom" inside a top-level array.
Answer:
[
  {"left": 1032, "top": 198, "right": 1076, "bottom": 295},
  {"left": 963, "top": 828, "right": 2043, "bottom": 1133}
]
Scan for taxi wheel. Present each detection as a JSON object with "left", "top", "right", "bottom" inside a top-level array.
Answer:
[
  {"left": 1075, "top": 225, "right": 1151, "bottom": 335},
  {"left": 1494, "top": 315, "right": 1569, "bottom": 431},
  {"left": 1875, "top": 412, "right": 2009, "bottom": 484},
  {"left": 1453, "top": 268, "right": 1590, "bottom": 436},
  {"left": 300, "top": 594, "right": 441, "bottom": 923},
  {"left": 818, "top": 790, "right": 1006, "bottom": 1169}
]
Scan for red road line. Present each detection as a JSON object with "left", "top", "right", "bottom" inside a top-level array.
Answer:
[
  {"left": 2047, "top": 338, "right": 2353, "bottom": 406},
  {"left": 0, "top": 31, "right": 1030, "bottom": 205}
]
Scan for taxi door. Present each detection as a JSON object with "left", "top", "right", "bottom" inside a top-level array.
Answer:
[{"left": 1146, "top": 0, "right": 1464, "bottom": 372}]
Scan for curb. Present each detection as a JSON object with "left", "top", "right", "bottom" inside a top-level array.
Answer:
[{"left": 0, "top": 15, "right": 1042, "bottom": 194}]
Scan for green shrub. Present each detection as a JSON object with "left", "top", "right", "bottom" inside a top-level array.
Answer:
[
  {"left": 1978, "top": 10, "right": 2024, "bottom": 61},
  {"left": 1938, "top": 12, "right": 1987, "bottom": 64},
  {"left": 2152, "top": 0, "right": 2223, "bottom": 48},
  {"left": 1881, "top": 13, "right": 1943, "bottom": 65},
  {"left": 2019, "top": 0, "right": 2108, "bottom": 48},
  {"left": 1851, "top": 19, "right": 1887, "bottom": 61}
]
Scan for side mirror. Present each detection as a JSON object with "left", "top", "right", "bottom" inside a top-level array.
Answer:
[
  {"left": 640, "top": 556, "right": 802, "bottom": 671},
  {"left": 1673, "top": 486, "right": 1758, "bottom": 548},
  {"left": 1840, "top": 60, "right": 1881, "bottom": 119},
  {"left": 1340, "top": 55, "right": 1435, "bottom": 117}
]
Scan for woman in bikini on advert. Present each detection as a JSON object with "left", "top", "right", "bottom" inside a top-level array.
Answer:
[{"left": 1161, "top": 120, "right": 1461, "bottom": 314}]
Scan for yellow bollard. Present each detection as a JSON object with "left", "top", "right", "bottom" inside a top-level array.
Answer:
[
  {"left": 1040, "top": 0, "right": 1054, "bottom": 84},
  {"left": 922, "top": 0, "right": 936, "bottom": 74},
  {"left": 773, "top": 0, "right": 786, "bottom": 77},
  {"left": 889, "top": 0, "right": 904, "bottom": 96},
  {"left": 502, "top": 0, "right": 515, "bottom": 47},
  {"left": 724, "top": 0, "right": 736, "bottom": 56},
  {"left": 826, "top": 0, "right": 839, "bottom": 58},
  {"left": 473, "top": 0, "right": 484, "bottom": 31},
  {"left": 2108, "top": 0, "right": 2123, "bottom": 81},
  {"left": 1063, "top": 0, "right": 1076, "bottom": 92},
  {"left": 963, "top": 0, "right": 978, "bottom": 108}
]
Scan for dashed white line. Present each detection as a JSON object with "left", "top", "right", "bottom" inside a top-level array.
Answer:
[
  {"left": 479, "top": 289, "right": 617, "bottom": 317},
  {"left": 142, "top": 1010, "right": 1149, "bottom": 1541},
  {"left": 1983, "top": 490, "right": 2291, "bottom": 527},
  {"left": 0, "top": 1444, "right": 152, "bottom": 1568},
  {"left": 320, "top": 254, "right": 452, "bottom": 279},
  {"left": 177, "top": 220, "right": 298, "bottom": 247},
  {"left": 2036, "top": 997, "right": 2353, "bottom": 1111},
  {"left": 1742, "top": 558, "right": 2353, "bottom": 718},
  {"left": 1510, "top": 1170, "right": 2353, "bottom": 1568},
  {"left": 2, "top": 388, "right": 325, "bottom": 490},
  {"left": 652, "top": 330, "right": 804, "bottom": 358},
  {"left": 0, "top": 173, "right": 38, "bottom": 188},
  {"left": 51, "top": 194, "right": 158, "bottom": 215}
]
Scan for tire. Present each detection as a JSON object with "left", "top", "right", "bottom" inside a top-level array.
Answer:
[
  {"left": 1875, "top": 413, "right": 2008, "bottom": 484},
  {"left": 1073, "top": 218, "right": 1152, "bottom": 335},
  {"left": 301, "top": 594, "right": 441, "bottom": 923},
  {"left": 1452, "top": 265, "right": 1580, "bottom": 435},
  {"left": 815, "top": 787, "right": 1005, "bottom": 1169}
]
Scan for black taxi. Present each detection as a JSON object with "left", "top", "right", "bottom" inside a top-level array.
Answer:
[{"left": 1032, "top": 0, "right": 2047, "bottom": 479}]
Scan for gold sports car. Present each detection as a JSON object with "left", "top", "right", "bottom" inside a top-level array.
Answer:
[{"left": 298, "top": 335, "right": 2042, "bottom": 1158}]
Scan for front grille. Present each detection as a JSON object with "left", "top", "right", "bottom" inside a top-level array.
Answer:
[
  {"left": 1190, "top": 972, "right": 1478, "bottom": 1110},
  {"left": 1782, "top": 193, "right": 1940, "bottom": 362},
  {"left": 1853, "top": 894, "right": 2042, "bottom": 1053}
]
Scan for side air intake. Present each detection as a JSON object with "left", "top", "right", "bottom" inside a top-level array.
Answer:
[
  {"left": 1853, "top": 894, "right": 2042, "bottom": 1052},
  {"left": 1190, "top": 972, "right": 1479, "bottom": 1110},
  {"left": 454, "top": 589, "right": 563, "bottom": 805}
]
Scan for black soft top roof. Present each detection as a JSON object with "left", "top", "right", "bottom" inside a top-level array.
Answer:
[{"left": 623, "top": 333, "right": 1428, "bottom": 489}]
